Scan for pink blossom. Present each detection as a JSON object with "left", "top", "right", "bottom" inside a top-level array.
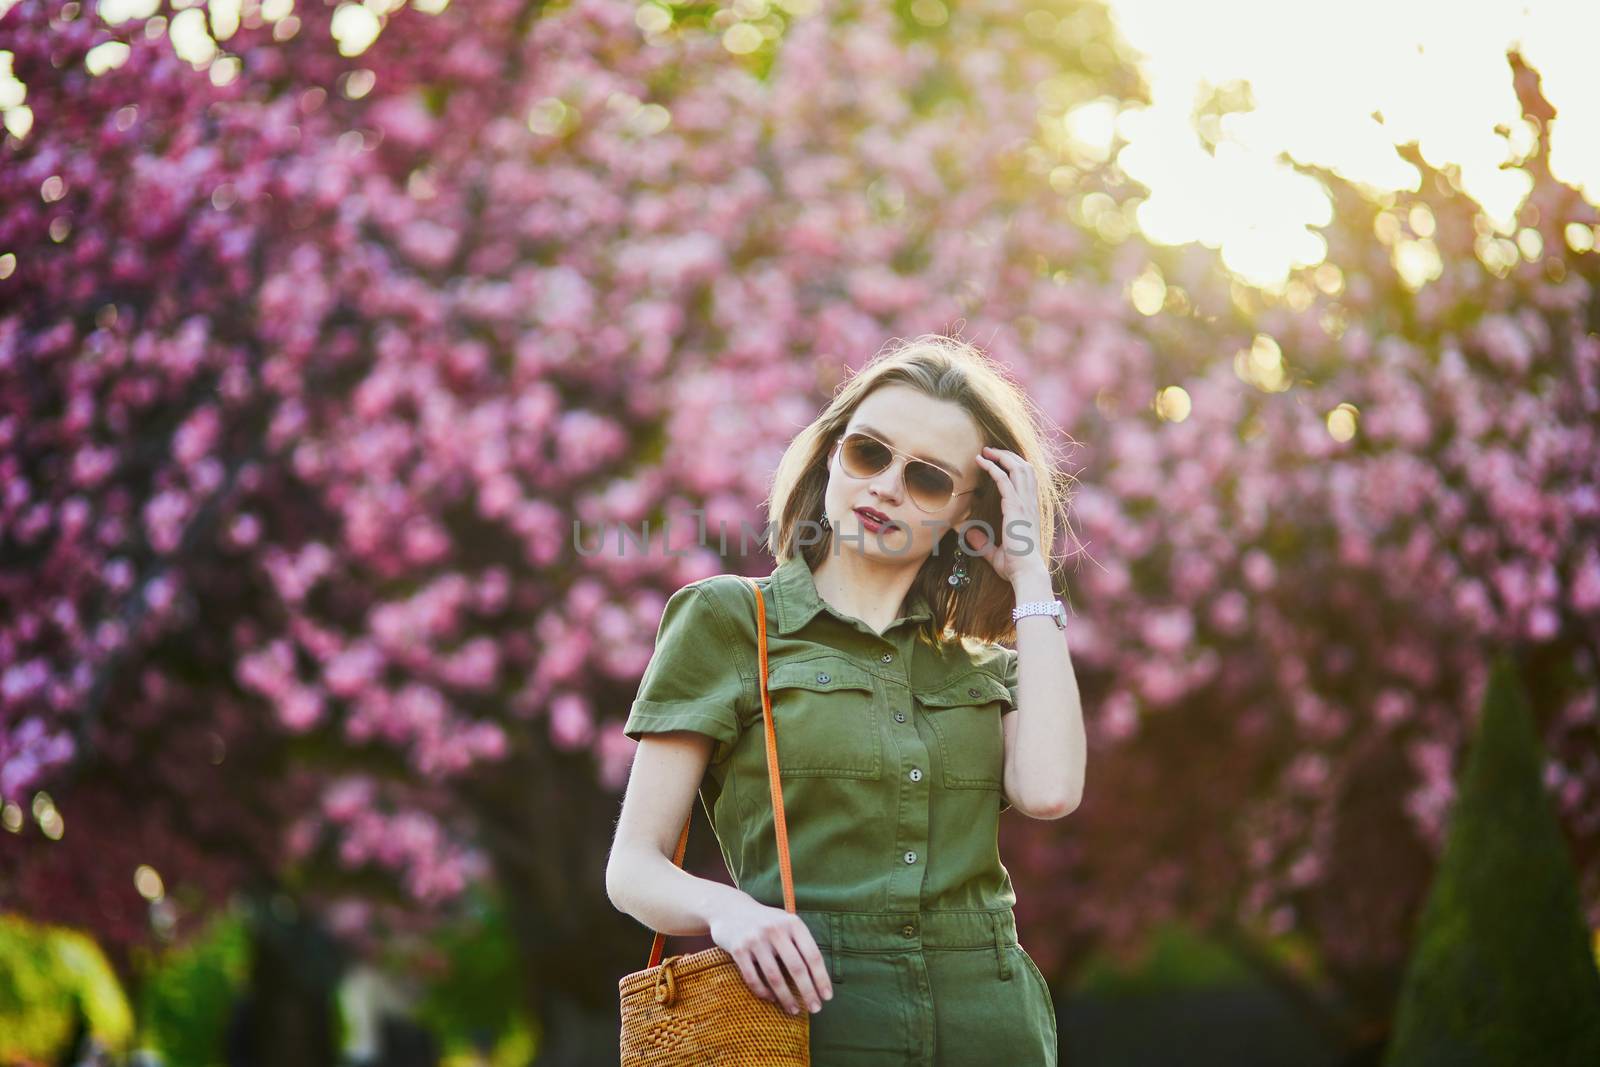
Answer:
[
  {"left": 2, "top": 660, "right": 50, "bottom": 702},
  {"left": 173, "top": 407, "right": 221, "bottom": 465},
  {"left": 1374, "top": 688, "right": 1414, "bottom": 727},
  {"left": 437, "top": 636, "right": 500, "bottom": 691},
  {"left": 142, "top": 574, "right": 178, "bottom": 613},
  {"left": 1140, "top": 607, "right": 1194, "bottom": 655},
  {"left": 1569, "top": 547, "right": 1600, "bottom": 613},
  {"left": 548, "top": 692, "right": 595, "bottom": 751},
  {"left": 142, "top": 490, "right": 192, "bottom": 554},
  {"left": 237, "top": 639, "right": 295, "bottom": 697},
  {"left": 71, "top": 446, "right": 117, "bottom": 486},
  {"left": 1097, "top": 690, "right": 1139, "bottom": 744},
  {"left": 596, "top": 723, "right": 637, "bottom": 791},
  {"left": 1286, "top": 754, "right": 1330, "bottom": 794},
  {"left": 229, "top": 513, "right": 262, "bottom": 548},
  {"left": 325, "top": 643, "right": 384, "bottom": 697},
  {"left": 401, "top": 515, "right": 451, "bottom": 565},
  {"left": 1241, "top": 549, "right": 1277, "bottom": 591},
  {"left": 278, "top": 685, "right": 326, "bottom": 732},
  {"left": 1476, "top": 314, "right": 1534, "bottom": 373},
  {"left": 322, "top": 776, "right": 376, "bottom": 821},
  {"left": 465, "top": 721, "right": 507, "bottom": 761},
  {"left": 1208, "top": 590, "right": 1249, "bottom": 634}
]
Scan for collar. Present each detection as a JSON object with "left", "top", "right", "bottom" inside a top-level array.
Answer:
[{"left": 770, "top": 552, "right": 934, "bottom": 635}]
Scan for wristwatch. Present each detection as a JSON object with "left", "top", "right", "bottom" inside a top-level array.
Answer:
[{"left": 1011, "top": 598, "right": 1067, "bottom": 629}]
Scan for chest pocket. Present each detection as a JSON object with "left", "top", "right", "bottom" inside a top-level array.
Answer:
[
  {"left": 763, "top": 656, "right": 881, "bottom": 779},
  {"left": 915, "top": 670, "right": 1010, "bottom": 790}
]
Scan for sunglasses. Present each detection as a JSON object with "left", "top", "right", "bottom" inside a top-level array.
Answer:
[{"left": 833, "top": 430, "right": 980, "bottom": 513}]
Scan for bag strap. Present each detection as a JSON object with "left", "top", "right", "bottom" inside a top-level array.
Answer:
[{"left": 646, "top": 575, "right": 795, "bottom": 968}]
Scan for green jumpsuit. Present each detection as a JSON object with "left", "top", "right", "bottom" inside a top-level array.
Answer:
[{"left": 623, "top": 553, "right": 1059, "bottom": 1065}]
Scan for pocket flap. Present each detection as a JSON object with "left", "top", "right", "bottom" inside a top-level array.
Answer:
[
  {"left": 915, "top": 670, "right": 1012, "bottom": 709},
  {"left": 767, "top": 658, "right": 874, "bottom": 694}
]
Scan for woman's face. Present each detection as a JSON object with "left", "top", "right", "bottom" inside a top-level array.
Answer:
[{"left": 823, "top": 384, "right": 986, "bottom": 565}]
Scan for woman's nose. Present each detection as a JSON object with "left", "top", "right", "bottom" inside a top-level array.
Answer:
[{"left": 869, "top": 458, "right": 906, "bottom": 502}]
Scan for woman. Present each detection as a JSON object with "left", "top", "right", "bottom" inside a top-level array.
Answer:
[{"left": 606, "top": 335, "right": 1086, "bottom": 1065}]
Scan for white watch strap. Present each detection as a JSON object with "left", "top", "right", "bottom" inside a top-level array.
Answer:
[{"left": 1011, "top": 599, "right": 1064, "bottom": 623}]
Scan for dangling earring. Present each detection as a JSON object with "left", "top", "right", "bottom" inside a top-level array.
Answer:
[
  {"left": 820, "top": 513, "right": 831, "bottom": 531},
  {"left": 948, "top": 547, "right": 971, "bottom": 587}
]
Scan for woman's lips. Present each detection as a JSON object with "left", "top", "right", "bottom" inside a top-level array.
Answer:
[{"left": 855, "top": 508, "right": 889, "bottom": 530}]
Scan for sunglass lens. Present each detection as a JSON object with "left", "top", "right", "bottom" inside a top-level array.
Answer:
[
  {"left": 841, "top": 434, "right": 890, "bottom": 477},
  {"left": 906, "top": 463, "right": 954, "bottom": 510}
]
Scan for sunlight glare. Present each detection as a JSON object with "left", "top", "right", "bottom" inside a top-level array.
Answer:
[{"left": 1101, "top": 0, "right": 1600, "bottom": 290}]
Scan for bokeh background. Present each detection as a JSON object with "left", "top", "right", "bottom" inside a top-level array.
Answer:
[{"left": 2, "top": 0, "right": 1599, "bottom": 1063}]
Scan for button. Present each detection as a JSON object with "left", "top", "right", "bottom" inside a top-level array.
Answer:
[
  {"left": 881, "top": 652, "right": 894, "bottom": 663},
  {"left": 817, "top": 672, "right": 831, "bottom": 684},
  {"left": 903, "top": 850, "right": 917, "bottom": 864},
  {"left": 909, "top": 768, "right": 922, "bottom": 782},
  {"left": 901, "top": 924, "right": 916, "bottom": 938},
  {"left": 968, "top": 687, "right": 981, "bottom": 698},
  {"left": 894, "top": 711, "right": 907, "bottom": 723}
]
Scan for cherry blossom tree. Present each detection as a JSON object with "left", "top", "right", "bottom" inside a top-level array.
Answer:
[{"left": 997, "top": 51, "right": 1599, "bottom": 1056}]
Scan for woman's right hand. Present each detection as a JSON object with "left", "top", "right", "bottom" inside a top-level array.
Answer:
[{"left": 709, "top": 897, "right": 834, "bottom": 1017}]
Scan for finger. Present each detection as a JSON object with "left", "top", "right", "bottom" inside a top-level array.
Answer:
[
  {"left": 961, "top": 526, "right": 995, "bottom": 560},
  {"left": 771, "top": 934, "right": 826, "bottom": 1013},
  {"left": 976, "top": 451, "right": 1013, "bottom": 481},
  {"left": 753, "top": 944, "right": 802, "bottom": 1015},
  {"left": 975, "top": 454, "right": 1017, "bottom": 502},
  {"left": 789, "top": 922, "right": 833, "bottom": 1003},
  {"left": 983, "top": 447, "right": 1037, "bottom": 489},
  {"left": 733, "top": 951, "right": 773, "bottom": 1001},
  {"left": 985, "top": 447, "right": 1024, "bottom": 470},
  {"left": 998, "top": 518, "right": 1040, "bottom": 563},
  {"left": 960, "top": 523, "right": 1002, "bottom": 562},
  {"left": 812, "top": 950, "right": 836, "bottom": 1003}
]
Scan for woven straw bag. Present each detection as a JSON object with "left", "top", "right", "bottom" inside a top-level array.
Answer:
[{"left": 618, "top": 576, "right": 810, "bottom": 1065}]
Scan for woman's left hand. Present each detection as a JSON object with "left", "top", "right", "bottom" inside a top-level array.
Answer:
[{"left": 966, "top": 445, "right": 1049, "bottom": 587}]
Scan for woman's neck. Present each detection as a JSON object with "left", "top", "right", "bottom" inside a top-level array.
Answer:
[{"left": 810, "top": 550, "right": 921, "bottom": 636}]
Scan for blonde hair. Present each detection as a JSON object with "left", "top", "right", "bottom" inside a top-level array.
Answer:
[{"left": 764, "top": 333, "right": 1075, "bottom": 648}]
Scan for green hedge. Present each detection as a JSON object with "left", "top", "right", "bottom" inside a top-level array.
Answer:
[{"left": 1384, "top": 655, "right": 1600, "bottom": 1066}]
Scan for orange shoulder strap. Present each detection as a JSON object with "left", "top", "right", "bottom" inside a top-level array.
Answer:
[{"left": 647, "top": 575, "right": 794, "bottom": 968}]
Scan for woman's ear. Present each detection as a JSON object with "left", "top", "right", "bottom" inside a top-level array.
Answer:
[
  {"left": 953, "top": 506, "right": 983, "bottom": 552},
  {"left": 954, "top": 487, "right": 985, "bottom": 541},
  {"left": 948, "top": 503, "right": 967, "bottom": 538}
]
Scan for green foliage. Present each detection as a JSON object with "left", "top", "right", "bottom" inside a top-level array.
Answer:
[
  {"left": 0, "top": 913, "right": 134, "bottom": 1061},
  {"left": 134, "top": 907, "right": 251, "bottom": 1067},
  {"left": 1383, "top": 655, "right": 1600, "bottom": 1067},
  {"left": 406, "top": 883, "right": 540, "bottom": 1060},
  {"left": 438, "top": 1016, "right": 537, "bottom": 1067}
]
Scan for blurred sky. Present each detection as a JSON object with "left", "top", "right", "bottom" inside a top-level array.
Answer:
[{"left": 1097, "top": 0, "right": 1599, "bottom": 287}]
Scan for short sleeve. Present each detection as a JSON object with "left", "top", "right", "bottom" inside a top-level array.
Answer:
[
  {"left": 623, "top": 583, "right": 749, "bottom": 766},
  {"left": 1000, "top": 645, "right": 1019, "bottom": 715}
]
